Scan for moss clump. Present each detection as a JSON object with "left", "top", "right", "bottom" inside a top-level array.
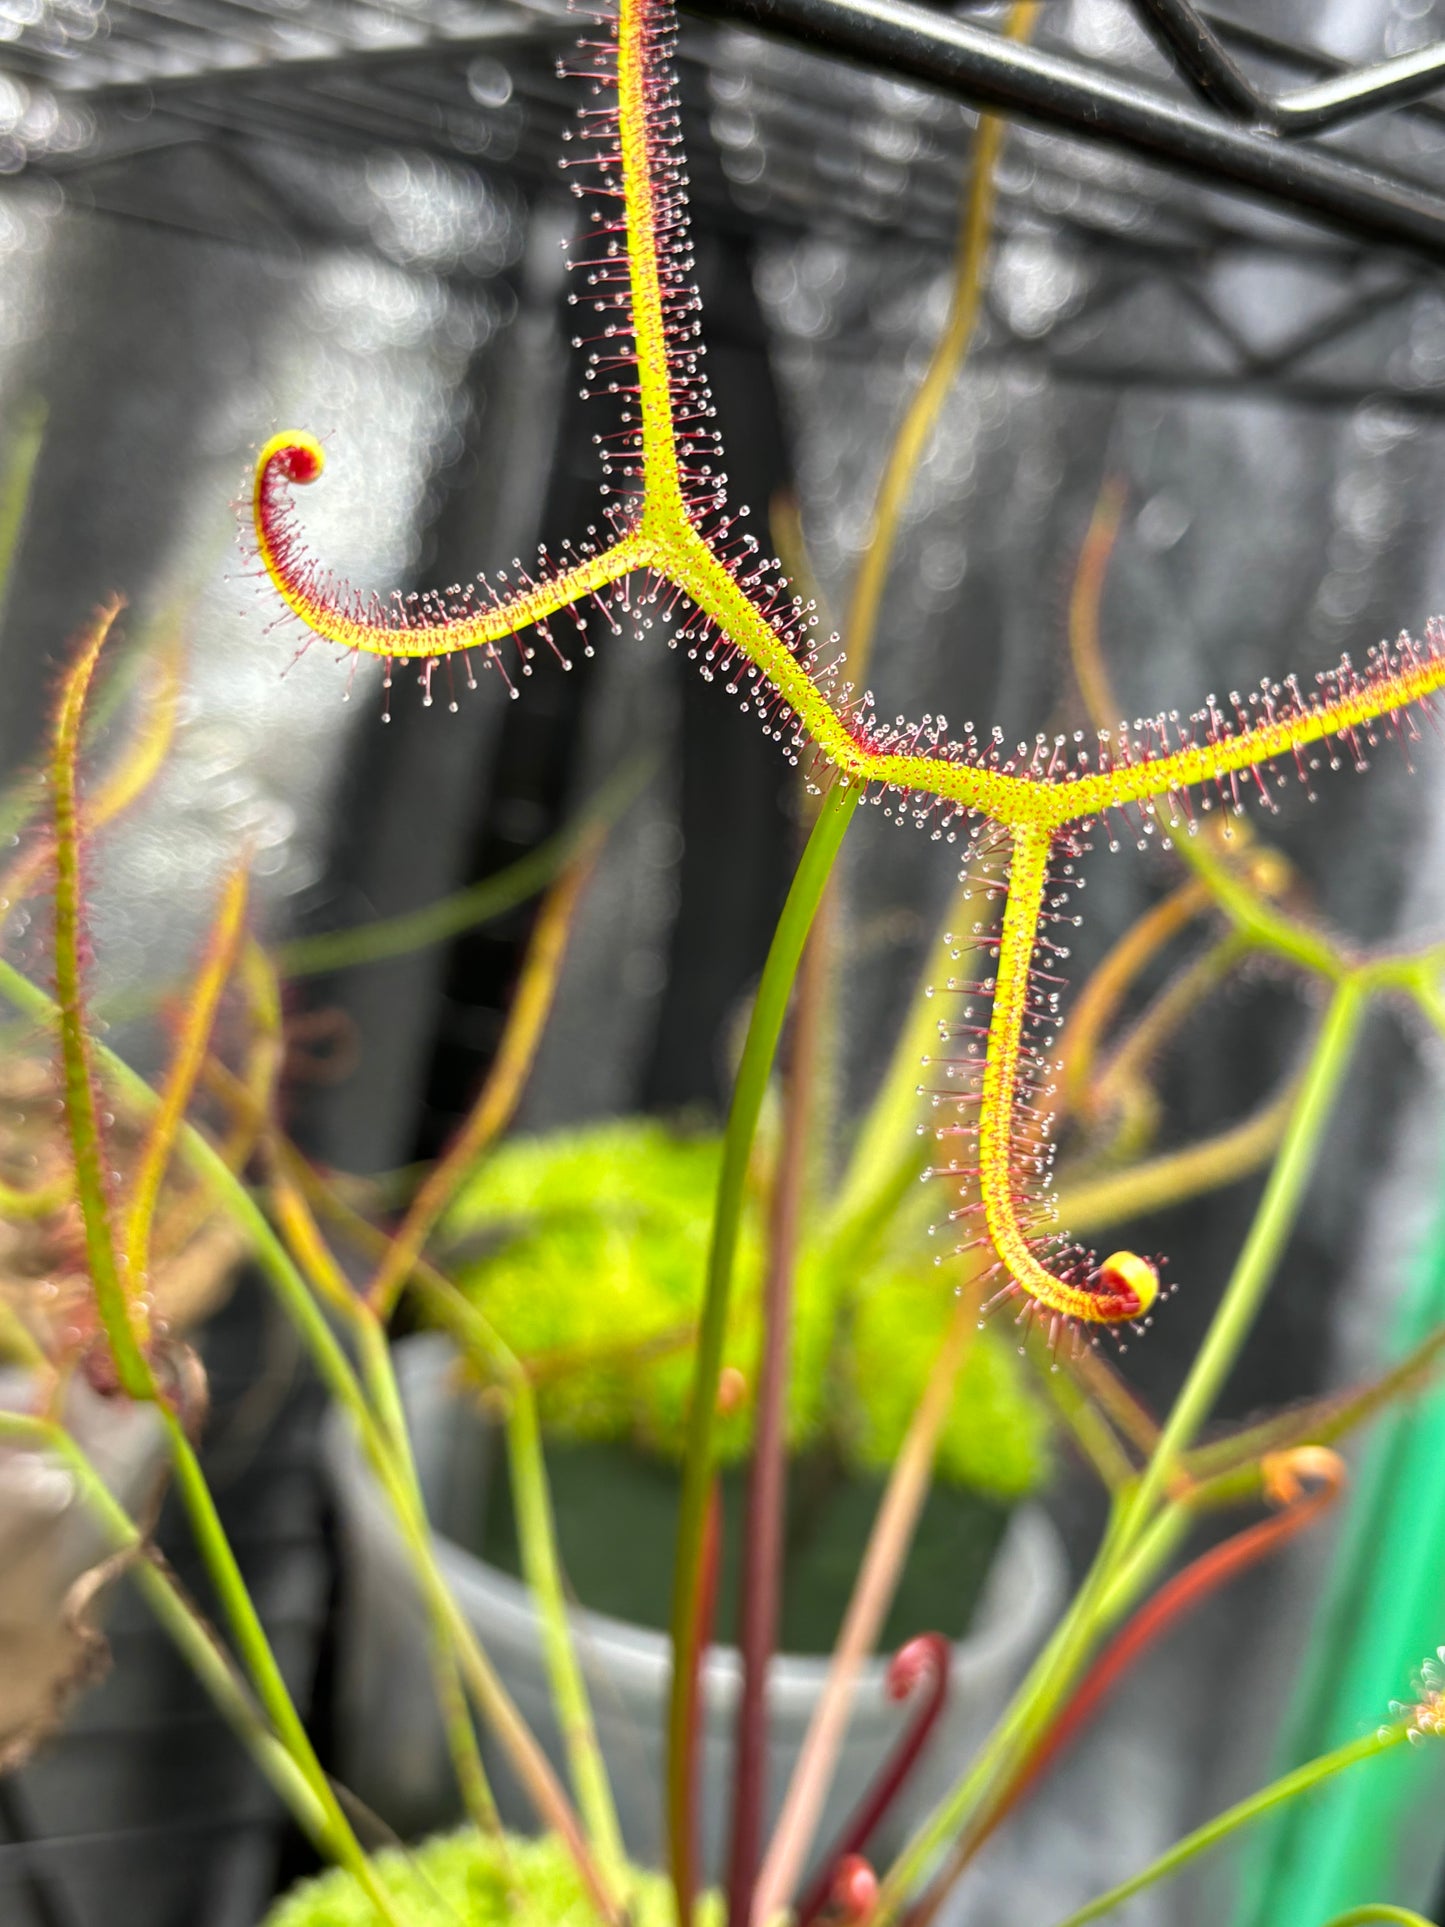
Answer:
[
  {"left": 264, "top": 1829, "right": 706, "bottom": 1927},
  {"left": 444, "top": 1118, "right": 1047, "bottom": 1503}
]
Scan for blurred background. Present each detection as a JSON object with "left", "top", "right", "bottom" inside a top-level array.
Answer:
[{"left": 2, "top": 0, "right": 1445, "bottom": 1921}]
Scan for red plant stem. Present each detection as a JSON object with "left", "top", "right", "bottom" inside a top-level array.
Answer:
[
  {"left": 904, "top": 1457, "right": 1343, "bottom": 1927},
  {"left": 680, "top": 1479, "right": 723, "bottom": 1916},
  {"left": 796, "top": 1634, "right": 951, "bottom": 1927},
  {"left": 727, "top": 905, "right": 830, "bottom": 1927}
]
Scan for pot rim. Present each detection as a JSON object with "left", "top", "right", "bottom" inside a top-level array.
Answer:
[{"left": 324, "top": 1332, "right": 1066, "bottom": 1718}]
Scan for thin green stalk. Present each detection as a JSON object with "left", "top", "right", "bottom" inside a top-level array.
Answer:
[
  {"left": 666, "top": 779, "right": 859, "bottom": 1923},
  {"left": 728, "top": 898, "right": 827, "bottom": 1926},
  {"left": 1050, "top": 1726, "right": 1410, "bottom": 1927},
  {"left": 158, "top": 1403, "right": 413, "bottom": 1927},
  {"left": 1168, "top": 820, "right": 1344, "bottom": 982},
  {"left": 0, "top": 397, "right": 44, "bottom": 634},
  {"left": 1095, "top": 1497, "right": 1194, "bottom": 1626},
  {"left": 1026, "top": 1346, "right": 1136, "bottom": 1493},
  {"left": 357, "top": 1223, "right": 629, "bottom": 1877},
  {"left": 274, "top": 757, "right": 648, "bottom": 978},
  {"left": 508, "top": 1362, "right": 629, "bottom": 1887},
  {"left": 257, "top": 1101, "right": 619, "bottom": 1876},
  {"left": 1182, "top": 1320, "right": 1445, "bottom": 1502},
  {"left": 366, "top": 838, "right": 598, "bottom": 1318},
  {"left": 362, "top": 1272, "right": 625, "bottom": 1886},
  {"left": 0, "top": 1173, "right": 71, "bottom": 1219},
  {"left": 262, "top": 1132, "right": 500, "bottom": 1838},
  {"left": 1410, "top": 969, "right": 1445, "bottom": 1040},
  {"left": 0, "top": 1411, "right": 331, "bottom": 1849},
  {"left": 0, "top": 1294, "right": 48, "bottom": 1368},
  {"left": 1118, "top": 978, "right": 1366, "bottom": 1545},
  {"left": 351, "top": 1310, "right": 500, "bottom": 1838}
]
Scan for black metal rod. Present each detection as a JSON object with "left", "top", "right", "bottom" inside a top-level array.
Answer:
[
  {"left": 1134, "top": 0, "right": 1265, "bottom": 123},
  {"left": 1281, "top": 42, "right": 1445, "bottom": 137},
  {"left": 1139, "top": 0, "right": 1445, "bottom": 138},
  {"left": 680, "top": 0, "right": 1445, "bottom": 262}
]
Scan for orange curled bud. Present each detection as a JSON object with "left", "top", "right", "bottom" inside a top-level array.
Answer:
[
  {"left": 716, "top": 1365, "right": 748, "bottom": 1416},
  {"left": 1096, "top": 1250, "right": 1159, "bottom": 1320},
  {"left": 1261, "top": 1444, "right": 1345, "bottom": 1508}
]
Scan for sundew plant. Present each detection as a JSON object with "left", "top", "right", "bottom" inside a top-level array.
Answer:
[
  {"left": 5, "top": 0, "right": 1445, "bottom": 1924},
  {"left": 245, "top": 0, "right": 1445, "bottom": 1916}
]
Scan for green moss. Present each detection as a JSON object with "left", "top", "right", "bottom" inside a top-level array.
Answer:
[
  {"left": 264, "top": 1829, "right": 710, "bottom": 1927},
  {"left": 443, "top": 1118, "right": 1047, "bottom": 1502}
]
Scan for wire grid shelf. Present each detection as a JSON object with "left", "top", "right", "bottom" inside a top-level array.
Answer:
[{"left": 2, "top": 2, "right": 1445, "bottom": 404}]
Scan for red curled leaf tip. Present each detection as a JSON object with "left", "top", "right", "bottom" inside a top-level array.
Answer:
[
  {"left": 830, "top": 1855, "right": 879, "bottom": 1923},
  {"left": 886, "top": 1630, "right": 949, "bottom": 1703},
  {"left": 261, "top": 431, "right": 325, "bottom": 487},
  {"left": 796, "top": 1635, "right": 951, "bottom": 1927},
  {"left": 1093, "top": 1250, "right": 1160, "bottom": 1321}
]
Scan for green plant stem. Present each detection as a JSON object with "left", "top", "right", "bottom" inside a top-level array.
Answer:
[
  {"left": 728, "top": 899, "right": 826, "bottom": 1927},
  {"left": 0, "top": 1411, "right": 331, "bottom": 1848},
  {"left": 1054, "top": 1077, "right": 1297, "bottom": 1239},
  {"left": 830, "top": 888, "right": 978, "bottom": 1245},
  {"left": 666, "top": 779, "right": 859, "bottom": 1925},
  {"left": 1118, "top": 978, "right": 1365, "bottom": 1544},
  {"left": 505, "top": 1357, "right": 629, "bottom": 1887},
  {"left": 0, "top": 397, "right": 44, "bottom": 636},
  {"left": 264, "top": 1148, "right": 499, "bottom": 1837},
  {"left": 0, "top": 952, "right": 618, "bottom": 1924},
  {"left": 1050, "top": 1726, "right": 1410, "bottom": 1927},
  {"left": 875, "top": 978, "right": 1366, "bottom": 1922},
  {"left": 125, "top": 865, "right": 249, "bottom": 1288},
  {"left": 238, "top": 1073, "right": 625, "bottom": 1900},
  {"left": 1094, "top": 1497, "right": 1194, "bottom": 1626},
  {"left": 1168, "top": 820, "right": 1344, "bottom": 981},
  {"left": 274, "top": 758, "right": 648, "bottom": 977},
  {"left": 421, "top": 1273, "right": 627, "bottom": 1886},
  {"left": 351, "top": 1310, "right": 501, "bottom": 1839},
  {"left": 1025, "top": 1345, "right": 1135, "bottom": 1493},
  {"left": 158, "top": 1402, "right": 413, "bottom": 1925},
  {"left": 872, "top": 1509, "right": 1129, "bottom": 1927}
]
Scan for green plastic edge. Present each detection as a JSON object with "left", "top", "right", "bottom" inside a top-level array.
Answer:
[{"left": 1230, "top": 1118, "right": 1445, "bottom": 1926}]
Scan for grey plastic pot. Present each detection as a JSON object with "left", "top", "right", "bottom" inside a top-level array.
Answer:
[{"left": 324, "top": 1333, "right": 1066, "bottom": 1881}]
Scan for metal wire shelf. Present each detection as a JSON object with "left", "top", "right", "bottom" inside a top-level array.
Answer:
[{"left": 3, "top": 1, "right": 1445, "bottom": 407}]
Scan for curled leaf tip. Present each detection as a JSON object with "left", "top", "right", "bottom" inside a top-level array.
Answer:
[
  {"left": 1261, "top": 1444, "right": 1345, "bottom": 1507},
  {"left": 886, "top": 1631, "right": 949, "bottom": 1703},
  {"left": 1096, "top": 1250, "right": 1159, "bottom": 1320},
  {"left": 261, "top": 432, "right": 325, "bottom": 486},
  {"left": 830, "top": 1855, "right": 878, "bottom": 1923}
]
